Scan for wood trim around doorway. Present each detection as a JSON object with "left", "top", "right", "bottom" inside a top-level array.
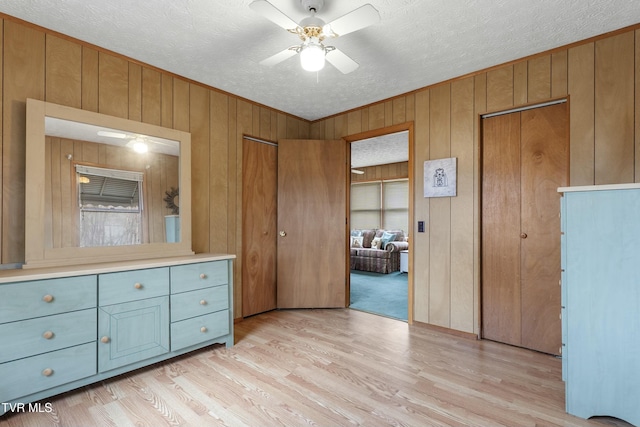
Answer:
[{"left": 345, "top": 122, "right": 415, "bottom": 324}]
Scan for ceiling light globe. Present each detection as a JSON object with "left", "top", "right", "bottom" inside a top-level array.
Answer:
[
  {"left": 132, "top": 139, "right": 148, "bottom": 153},
  {"left": 300, "top": 44, "right": 325, "bottom": 72}
]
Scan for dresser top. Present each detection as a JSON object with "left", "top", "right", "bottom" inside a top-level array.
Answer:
[
  {"left": 558, "top": 183, "right": 640, "bottom": 193},
  {"left": 0, "top": 253, "right": 235, "bottom": 284}
]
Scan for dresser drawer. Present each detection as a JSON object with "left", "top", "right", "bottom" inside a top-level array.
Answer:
[
  {"left": 171, "top": 261, "right": 228, "bottom": 294},
  {"left": 171, "top": 310, "right": 229, "bottom": 351},
  {"left": 99, "top": 267, "right": 169, "bottom": 306},
  {"left": 0, "top": 342, "right": 96, "bottom": 403},
  {"left": 171, "top": 285, "right": 229, "bottom": 322},
  {"left": 0, "top": 276, "right": 96, "bottom": 324},
  {"left": 0, "top": 309, "right": 96, "bottom": 364}
]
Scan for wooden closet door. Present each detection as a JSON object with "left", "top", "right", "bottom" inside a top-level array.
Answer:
[
  {"left": 519, "top": 104, "right": 567, "bottom": 355},
  {"left": 481, "top": 103, "right": 567, "bottom": 355},
  {"left": 277, "top": 139, "right": 347, "bottom": 309},
  {"left": 242, "top": 139, "right": 277, "bottom": 317},
  {"left": 481, "top": 113, "right": 522, "bottom": 347}
]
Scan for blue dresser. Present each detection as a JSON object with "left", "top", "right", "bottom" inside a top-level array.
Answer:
[
  {"left": 0, "top": 254, "right": 234, "bottom": 416},
  {"left": 559, "top": 184, "right": 640, "bottom": 426}
]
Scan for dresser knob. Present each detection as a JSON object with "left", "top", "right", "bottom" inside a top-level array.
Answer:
[
  {"left": 134, "top": 282, "right": 143, "bottom": 289},
  {"left": 100, "top": 336, "right": 110, "bottom": 343},
  {"left": 42, "top": 368, "right": 54, "bottom": 377},
  {"left": 42, "top": 294, "right": 54, "bottom": 303},
  {"left": 42, "top": 330, "right": 54, "bottom": 339},
  {"left": 200, "top": 327, "right": 207, "bottom": 333},
  {"left": 200, "top": 299, "right": 207, "bottom": 305},
  {"left": 199, "top": 273, "right": 207, "bottom": 279}
]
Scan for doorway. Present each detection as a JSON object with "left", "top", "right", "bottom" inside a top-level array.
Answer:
[
  {"left": 241, "top": 131, "right": 411, "bottom": 318},
  {"left": 481, "top": 101, "right": 568, "bottom": 355},
  {"left": 348, "top": 130, "right": 410, "bottom": 321}
]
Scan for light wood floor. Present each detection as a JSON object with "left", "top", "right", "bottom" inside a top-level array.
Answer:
[{"left": 0, "top": 309, "right": 632, "bottom": 427}]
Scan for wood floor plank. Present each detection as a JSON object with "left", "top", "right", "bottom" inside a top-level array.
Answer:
[{"left": 0, "top": 309, "right": 632, "bottom": 427}]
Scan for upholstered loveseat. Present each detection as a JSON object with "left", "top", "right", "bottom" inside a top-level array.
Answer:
[{"left": 350, "top": 229, "right": 408, "bottom": 274}]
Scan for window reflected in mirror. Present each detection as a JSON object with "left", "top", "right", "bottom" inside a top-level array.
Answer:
[{"left": 76, "top": 165, "right": 144, "bottom": 247}]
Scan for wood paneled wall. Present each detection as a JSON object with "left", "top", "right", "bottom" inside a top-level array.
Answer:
[
  {"left": 350, "top": 161, "right": 408, "bottom": 182},
  {"left": 311, "top": 27, "right": 640, "bottom": 334},
  {"left": 1, "top": 14, "right": 638, "bottom": 329},
  {"left": 0, "top": 16, "right": 310, "bottom": 320}
]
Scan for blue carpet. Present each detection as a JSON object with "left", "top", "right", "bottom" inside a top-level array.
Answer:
[{"left": 349, "top": 270, "right": 408, "bottom": 321}]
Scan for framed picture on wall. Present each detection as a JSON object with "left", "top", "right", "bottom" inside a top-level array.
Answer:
[{"left": 424, "top": 157, "right": 457, "bottom": 197}]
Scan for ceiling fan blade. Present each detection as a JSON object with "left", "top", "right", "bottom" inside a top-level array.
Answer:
[
  {"left": 326, "top": 48, "right": 359, "bottom": 74},
  {"left": 259, "top": 47, "right": 298, "bottom": 67},
  {"left": 249, "top": 0, "right": 298, "bottom": 30},
  {"left": 150, "top": 139, "right": 179, "bottom": 148},
  {"left": 97, "top": 130, "right": 127, "bottom": 139},
  {"left": 325, "top": 4, "right": 380, "bottom": 38}
]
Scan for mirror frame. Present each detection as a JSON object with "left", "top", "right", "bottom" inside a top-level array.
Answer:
[{"left": 24, "top": 98, "right": 193, "bottom": 268}]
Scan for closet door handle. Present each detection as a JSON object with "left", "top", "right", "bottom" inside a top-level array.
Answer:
[{"left": 520, "top": 232, "right": 528, "bottom": 239}]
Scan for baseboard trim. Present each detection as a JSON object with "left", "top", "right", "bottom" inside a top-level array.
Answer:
[{"left": 411, "top": 320, "right": 478, "bottom": 340}]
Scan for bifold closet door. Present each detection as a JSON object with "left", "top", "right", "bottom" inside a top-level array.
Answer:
[
  {"left": 482, "top": 112, "right": 522, "bottom": 347},
  {"left": 482, "top": 103, "right": 567, "bottom": 355},
  {"left": 242, "top": 138, "right": 277, "bottom": 317}
]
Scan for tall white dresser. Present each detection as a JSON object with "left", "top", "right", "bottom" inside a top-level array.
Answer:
[{"left": 559, "top": 184, "right": 640, "bottom": 426}]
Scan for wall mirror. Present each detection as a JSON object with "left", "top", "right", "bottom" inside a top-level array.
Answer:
[{"left": 25, "top": 99, "right": 193, "bottom": 268}]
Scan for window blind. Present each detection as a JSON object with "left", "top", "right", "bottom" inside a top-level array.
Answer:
[
  {"left": 350, "top": 182, "right": 381, "bottom": 229},
  {"left": 76, "top": 165, "right": 143, "bottom": 209},
  {"left": 382, "top": 179, "right": 408, "bottom": 231},
  {"left": 75, "top": 165, "right": 144, "bottom": 182}
]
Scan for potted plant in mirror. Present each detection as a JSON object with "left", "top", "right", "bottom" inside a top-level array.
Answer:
[{"left": 163, "top": 187, "right": 180, "bottom": 242}]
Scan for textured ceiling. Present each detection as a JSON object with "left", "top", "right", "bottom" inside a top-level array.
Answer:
[
  {"left": 0, "top": 1, "right": 639, "bottom": 121},
  {"left": 351, "top": 131, "right": 408, "bottom": 168}
]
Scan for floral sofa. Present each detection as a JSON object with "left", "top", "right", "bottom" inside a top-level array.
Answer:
[{"left": 350, "top": 229, "right": 408, "bottom": 274}]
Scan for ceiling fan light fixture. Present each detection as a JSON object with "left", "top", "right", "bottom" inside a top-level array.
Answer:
[
  {"left": 300, "top": 42, "right": 325, "bottom": 71},
  {"left": 131, "top": 138, "right": 148, "bottom": 154},
  {"left": 252, "top": 0, "right": 379, "bottom": 74}
]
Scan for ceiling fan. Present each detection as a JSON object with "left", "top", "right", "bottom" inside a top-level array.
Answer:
[
  {"left": 250, "top": 0, "right": 380, "bottom": 74},
  {"left": 96, "top": 130, "right": 177, "bottom": 154}
]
